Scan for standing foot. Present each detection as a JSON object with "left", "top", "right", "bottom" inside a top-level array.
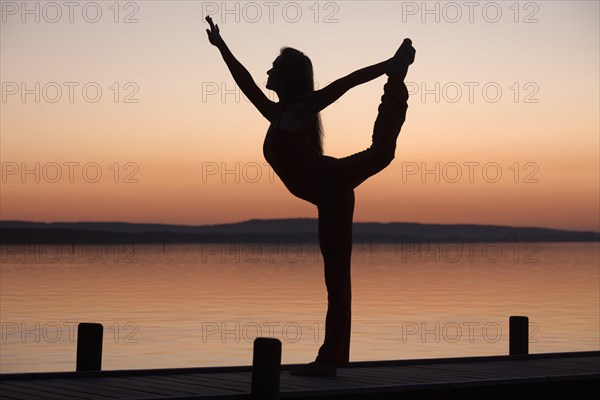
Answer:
[{"left": 289, "top": 361, "right": 337, "bottom": 377}]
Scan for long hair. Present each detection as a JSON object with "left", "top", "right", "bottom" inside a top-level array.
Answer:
[{"left": 278, "top": 47, "right": 324, "bottom": 156}]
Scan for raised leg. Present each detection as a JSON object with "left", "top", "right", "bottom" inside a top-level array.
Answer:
[{"left": 309, "top": 76, "right": 409, "bottom": 202}]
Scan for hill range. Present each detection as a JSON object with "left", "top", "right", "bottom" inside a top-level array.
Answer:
[{"left": 0, "top": 219, "right": 598, "bottom": 243}]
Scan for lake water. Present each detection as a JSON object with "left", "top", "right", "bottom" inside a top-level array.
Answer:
[{"left": 1, "top": 242, "right": 598, "bottom": 373}]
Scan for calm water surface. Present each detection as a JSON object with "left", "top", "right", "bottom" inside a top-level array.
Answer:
[{"left": 1, "top": 242, "right": 598, "bottom": 373}]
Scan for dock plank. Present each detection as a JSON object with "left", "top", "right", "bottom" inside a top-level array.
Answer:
[
  {"left": 147, "top": 374, "right": 250, "bottom": 394},
  {"left": 39, "top": 378, "right": 151, "bottom": 399},
  {"left": 1, "top": 381, "right": 108, "bottom": 400},
  {"left": 147, "top": 375, "right": 250, "bottom": 393}
]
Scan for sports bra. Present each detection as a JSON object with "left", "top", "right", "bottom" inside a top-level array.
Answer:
[{"left": 263, "top": 105, "right": 319, "bottom": 171}]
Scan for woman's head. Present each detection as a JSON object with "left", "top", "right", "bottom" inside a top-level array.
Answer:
[{"left": 267, "top": 47, "right": 315, "bottom": 101}]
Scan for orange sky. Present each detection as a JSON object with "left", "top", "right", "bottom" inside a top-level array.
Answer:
[{"left": 1, "top": 1, "right": 598, "bottom": 231}]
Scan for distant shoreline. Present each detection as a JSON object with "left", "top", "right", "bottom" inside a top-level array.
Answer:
[{"left": 1, "top": 219, "right": 598, "bottom": 244}]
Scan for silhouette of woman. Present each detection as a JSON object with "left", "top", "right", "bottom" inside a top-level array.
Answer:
[{"left": 206, "top": 16, "right": 415, "bottom": 377}]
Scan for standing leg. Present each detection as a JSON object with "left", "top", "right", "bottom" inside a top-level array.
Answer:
[
  {"left": 289, "top": 190, "right": 354, "bottom": 377},
  {"left": 314, "top": 190, "right": 355, "bottom": 367}
]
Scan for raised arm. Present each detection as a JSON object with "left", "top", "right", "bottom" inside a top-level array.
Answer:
[
  {"left": 300, "top": 59, "right": 391, "bottom": 116},
  {"left": 206, "top": 16, "right": 276, "bottom": 121}
]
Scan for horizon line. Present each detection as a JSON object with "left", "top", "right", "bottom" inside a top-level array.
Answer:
[{"left": 1, "top": 218, "right": 599, "bottom": 234}]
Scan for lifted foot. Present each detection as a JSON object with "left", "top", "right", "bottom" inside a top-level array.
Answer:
[{"left": 386, "top": 38, "right": 416, "bottom": 79}]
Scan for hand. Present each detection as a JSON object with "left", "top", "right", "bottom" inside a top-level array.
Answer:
[{"left": 205, "top": 15, "right": 224, "bottom": 48}]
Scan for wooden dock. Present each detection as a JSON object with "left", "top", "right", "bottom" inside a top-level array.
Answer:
[{"left": 1, "top": 351, "right": 599, "bottom": 399}]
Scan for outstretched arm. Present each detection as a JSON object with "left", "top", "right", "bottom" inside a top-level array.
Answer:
[
  {"left": 300, "top": 59, "right": 391, "bottom": 116},
  {"left": 206, "top": 16, "right": 276, "bottom": 121}
]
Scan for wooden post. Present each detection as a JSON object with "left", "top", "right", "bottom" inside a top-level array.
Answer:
[
  {"left": 251, "top": 337, "right": 281, "bottom": 400},
  {"left": 509, "top": 316, "right": 528, "bottom": 355},
  {"left": 76, "top": 323, "right": 103, "bottom": 372}
]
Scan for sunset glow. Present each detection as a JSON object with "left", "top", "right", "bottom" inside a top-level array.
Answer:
[{"left": 1, "top": 1, "right": 598, "bottom": 231}]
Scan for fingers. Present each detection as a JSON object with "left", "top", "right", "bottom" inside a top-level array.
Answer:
[
  {"left": 205, "top": 15, "right": 216, "bottom": 30},
  {"left": 205, "top": 15, "right": 221, "bottom": 36}
]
